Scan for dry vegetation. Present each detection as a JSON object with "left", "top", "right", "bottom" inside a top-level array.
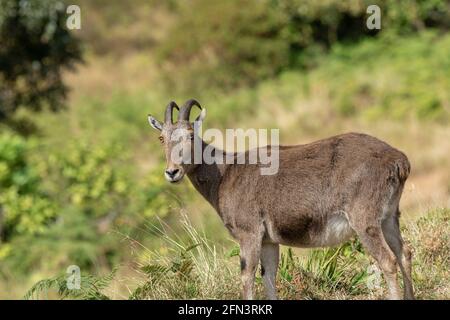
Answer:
[{"left": 26, "top": 209, "right": 449, "bottom": 300}]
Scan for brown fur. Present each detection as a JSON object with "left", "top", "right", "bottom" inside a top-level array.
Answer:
[{"left": 148, "top": 101, "right": 414, "bottom": 300}]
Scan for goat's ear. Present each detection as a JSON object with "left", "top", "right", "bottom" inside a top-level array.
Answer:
[
  {"left": 194, "top": 108, "right": 207, "bottom": 124},
  {"left": 148, "top": 115, "right": 163, "bottom": 131}
]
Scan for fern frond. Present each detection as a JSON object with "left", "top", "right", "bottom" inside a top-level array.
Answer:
[{"left": 24, "top": 268, "right": 117, "bottom": 300}]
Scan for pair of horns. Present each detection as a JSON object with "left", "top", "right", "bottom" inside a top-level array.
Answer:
[{"left": 164, "top": 99, "right": 202, "bottom": 124}]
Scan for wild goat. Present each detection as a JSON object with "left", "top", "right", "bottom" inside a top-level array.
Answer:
[{"left": 148, "top": 99, "right": 414, "bottom": 300}]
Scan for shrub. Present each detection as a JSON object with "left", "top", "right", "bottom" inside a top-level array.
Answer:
[
  {"left": 0, "top": 133, "right": 56, "bottom": 240},
  {"left": 156, "top": 0, "right": 450, "bottom": 94},
  {"left": 0, "top": 0, "right": 82, "bottom": 121},
  {"left": 0, "top": 132, "right": 180, "bottom": 278},
  {"left": 156, "top": 0, "right": 293, "bottom": 93}
]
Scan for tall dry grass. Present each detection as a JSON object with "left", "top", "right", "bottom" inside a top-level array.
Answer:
[{"left": 26, "top": 208, "right": 448, "bottom": 300}]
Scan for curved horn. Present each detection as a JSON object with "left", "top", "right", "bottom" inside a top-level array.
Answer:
[
  {"left": 165, "top": 101, "right": 179, "bottom": 124},
  {"left": 178, "top": 99, "right": 202, "bottom": 121}
]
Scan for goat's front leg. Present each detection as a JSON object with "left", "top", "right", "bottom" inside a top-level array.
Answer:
[{"left": 239, "top": 237, "right": 262, "bottom": 300}]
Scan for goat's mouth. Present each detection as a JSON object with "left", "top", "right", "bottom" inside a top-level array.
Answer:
[{"left": 164, "top": 173, "right": 184, "bottom": 183}]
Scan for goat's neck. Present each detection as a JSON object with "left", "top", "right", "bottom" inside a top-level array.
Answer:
[{"left": 185, "top": 140, "right": 229, "bottom": 212}]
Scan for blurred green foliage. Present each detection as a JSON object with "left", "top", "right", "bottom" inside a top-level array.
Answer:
[
  {"left": 156, "top": 0, "right": 450, "bottom": 93},
  {"left": 0, "top": 0, "right": 82, "bottom": 121},
  {"left": 156, "top": 0, "right": 292, "bottom": 93},
  {"left": 0, "top": 131, "right": 179, "bottom": 278},
  {"left": 0, "top": 134, "right": 56, "bottom": 239},
  {"left": 190, "top": 31, "right": 450, "bottom": 123},
  {"left": 315, "top": 31, "right": 450, "bottom": 121},
  {"left": 48, "top": 142, "right": 129, "bottom": 215}
]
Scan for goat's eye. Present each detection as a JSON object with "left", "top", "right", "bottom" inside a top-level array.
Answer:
[
  {"left": 189, "top": 133, "right": 195, "bottom": 140},
  {"left": 158, "top": 136, "right": 164, "bottom": 144}
]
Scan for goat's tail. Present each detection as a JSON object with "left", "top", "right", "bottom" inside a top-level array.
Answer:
[{"left": 395, "top": 154, "right": 411, "bottom": 183}]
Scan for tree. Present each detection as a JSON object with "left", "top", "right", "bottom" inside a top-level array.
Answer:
[{"left": 0, "top": 0, "right": 82, "bottom": 121}]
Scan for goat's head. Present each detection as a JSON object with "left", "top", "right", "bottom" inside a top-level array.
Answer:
[{"left": 148, "top": 99, "right": 206, "bottom": 183}]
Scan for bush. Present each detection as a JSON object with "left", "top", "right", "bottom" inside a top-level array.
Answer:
[
  {"left": 156, "top": 0, "right": 293, "bottom": 93},
  {"left": 156, "top": 0, "right": 450, "bottom": 94},
  {"left": 0, "top": 0, "right": 82, "bottom": 121},
  {"left": 0, "top": 131, "right": 181, "bottom": 279},
  {"left": 0, "top": 133, "right": 56, "bottom": 240},
  {"left": 47, "top": 142, "right": 130, "bottom": 217}
]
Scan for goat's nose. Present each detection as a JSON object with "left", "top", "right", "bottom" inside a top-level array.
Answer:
[{"left": 165, "top": 169, "right": 179, "bottom": 178}]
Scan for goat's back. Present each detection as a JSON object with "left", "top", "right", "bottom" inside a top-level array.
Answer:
[{"left": 218, "top": 132, "right": 410, "bottom": 245}]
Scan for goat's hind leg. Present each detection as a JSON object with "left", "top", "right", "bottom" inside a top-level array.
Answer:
[
  {"left": 352, "top": 215, "right": 402, "bottom": 299},
  {"left": 260, "top": 243, "right": 279, "bottom": 300},
  {"left": 382, "top": 212, "right": 414, "bottom": 299}
]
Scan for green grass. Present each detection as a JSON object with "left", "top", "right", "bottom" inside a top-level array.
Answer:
[{"left": 25, "top": 208, "right": 449, "bottom": 300}]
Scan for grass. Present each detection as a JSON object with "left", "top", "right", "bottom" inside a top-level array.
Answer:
[
  {"left": 25, "top": 208, "right": 449, "bottom": 300},
  {"left": 129, "top": 214, "right": 240, "bottom": 300}
]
